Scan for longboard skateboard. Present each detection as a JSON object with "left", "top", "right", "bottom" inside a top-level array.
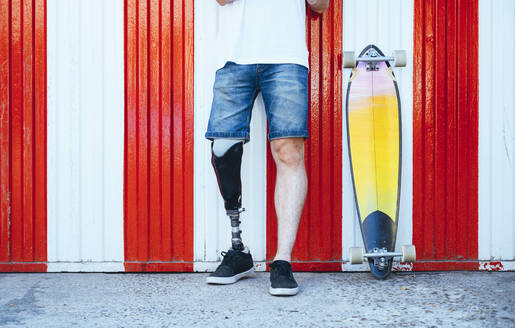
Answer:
[{"left": 344, "top": 44, "right": 415, "bottom": 279}]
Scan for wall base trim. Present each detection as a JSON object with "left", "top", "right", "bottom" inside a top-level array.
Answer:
[
  {"left": 0, "top": 263, "right": 47, "bottom": 272},
  {"left": 3, "top": 260, "right": 513, "bottom": 272},
  {"left": 124, "top": 262, "right": 194, "bottom": 272}
]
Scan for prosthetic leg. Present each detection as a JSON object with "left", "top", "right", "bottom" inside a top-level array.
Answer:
[{"left": 211, "top": 139, "right": 245, "bottom": 251}]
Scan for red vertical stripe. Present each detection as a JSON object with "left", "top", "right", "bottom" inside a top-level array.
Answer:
[
  {"left": 159, "top": 1, "right": 173, "bottom": 262},
  {"left": 33, "top": 0, "right": 46, "bottom": 264},
  {"left": 11, "top": 0, "right": 24, "bottom": 263},
  {"left": 136, "top": 0, "right": 149, "bottom": 261},
  {"left": 148, "top": 0, "right": 160, "bottom": 260},
  {"left": 21, "top": 0, "right": 33, "bottom": 262},
  {"left": 266, "top": 2, "right": 343, "bottom": 271},
  {"left": 125, "top": 0, "right": 138, "bottom": 261},
  {"left": 0, "top": 0, "right": 11, "bottom": 263},
  {"left": 124, "top": 0, "right": 194, "bottom": 272},
  {"left": 183, "top": 0, "right": 194, "bottom": 264},
  {"left": 458, "top": 0, "right": 478, "bottom": 260},
  {"left": 433, "top": 0, "right": 446, "bottom": 260},
  {"left": 306, "top": 7, "right": 321, "bottom": 262},
  {"left": 413, "top": 0, "right": 478, "bottom": 266},
  {"left": 0, "top": 0, "right": 47, "bottom": 272},
  {"left": 171, "top": 0, "right": 185, "bottom": 261},
  {"left": 444, "top": 0, "right": 458, "bottom": 259},
  {"left": 160, "top": 0, "right": 172, "bottom": 261}
]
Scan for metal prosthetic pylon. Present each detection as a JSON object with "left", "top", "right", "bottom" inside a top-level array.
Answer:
[{"left": 228, "top": 207, "right": 245, "bottom": 251}]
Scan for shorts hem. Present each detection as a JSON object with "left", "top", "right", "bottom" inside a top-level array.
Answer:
[
  {"left": 268, "top": 131, "right": 309, "bottom": 141},
  {"left": 205, "top": 132, "right": 250, "bottom": 142}
]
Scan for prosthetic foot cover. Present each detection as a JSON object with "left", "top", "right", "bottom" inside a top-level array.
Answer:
[{"left": 211, "top": 142, "right": 243, "bottom": 214}]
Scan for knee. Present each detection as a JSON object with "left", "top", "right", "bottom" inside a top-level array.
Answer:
[{"left": 271, "top": 139, "right": 304, "bottom": 168}]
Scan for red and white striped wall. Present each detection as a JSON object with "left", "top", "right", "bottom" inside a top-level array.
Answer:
[{"left": 0, "top": 0, "right": 513, "bottom": 272}]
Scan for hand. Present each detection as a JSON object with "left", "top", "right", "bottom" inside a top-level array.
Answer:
[
  {"left": 307, "top": 0, "right": 329, "bottom": 14},
  {"left": 216, "top": 0, "right": 235, "bottom": 6}
]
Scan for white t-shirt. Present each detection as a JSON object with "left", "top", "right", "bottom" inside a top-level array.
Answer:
[{"left": 215, "top": 0, "right": 309, "bottom": 70}]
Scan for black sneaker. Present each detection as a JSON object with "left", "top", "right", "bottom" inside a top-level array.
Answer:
[
  {"left": 269, "top": 260, "right": 299, "bottom": 296},
  {"left": 206, "top": 248, "right": 254, "bottom": 284}
]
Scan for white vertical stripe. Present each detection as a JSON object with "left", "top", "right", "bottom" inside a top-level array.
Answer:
[
  {"left": 102, "top": 0, "right": 125, "bottom": 262},
  {"left": 342, "top": 0, "right": 414, "bottom": 261},
  {"left": 478, "top": 0, "right": 515, "bottom": 261},
  {"left": 48, "top": 0, "right": 81, "bottom": 262},
  {"left": 194, "top": 0, "right": 267, "bottom": 269},
  {"left": 47, "top": 0, "right": 124, "bottom": 271},
  {"left": 79, "top": 0, "right": 103, "bottom": 261}
]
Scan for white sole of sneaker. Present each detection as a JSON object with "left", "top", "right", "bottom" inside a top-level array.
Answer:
[
  {"left": 206, "top": 267, "right": 255, "bottom": 285},
  {"left": 269, "top": 287, "right": 299, "bottom": 296}
]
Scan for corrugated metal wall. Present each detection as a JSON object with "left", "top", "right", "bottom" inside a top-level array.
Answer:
[
  {"left": 478, "top": 0, "right": 515, "bottom": 262},
  {"left": 1, "top": 0, "right": 513, "bottom": 273},
  {"left": 47, "top": 0, "right": 124, "bottom": 271},
  {"left": 265, "top": 1, "right": 343, "bottom": 270},
  {"left": 413, "top": 0, "right": 479, "bottom": 270},
  {"left": 0, "top": 0, "right": 47, "bottom": 272},
  {"left": 124, "top": 0, "right": 194, "bottom": 271},
  {"left": 341, "top": 0, "right": 414, "bottom": 271}
]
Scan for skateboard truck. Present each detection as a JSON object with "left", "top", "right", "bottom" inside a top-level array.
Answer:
[
  {"left": 349, "top": 245, "right": 416, "bottom": 266},
  {"left": 368, "top": 248, "right": 400, "bottom": 271},
  {"left": 343, "top": 49, "right": 407, "bottom": 69}
]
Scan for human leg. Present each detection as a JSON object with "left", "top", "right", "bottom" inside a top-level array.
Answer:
[
  {"left": 269, "top": 138, "right": 307, "bottom": 262},
  {"left": 258, "top": 64, "right": 309, "bottom": 261},
  {"left": 208, "top": 139, "right": 256, "bottom": 284},
  {"left": 205, "top": 62, "right": 259, "bottom": 284},
  {"left": 258, "top": 64, "right": 309, "bottom": 295}
]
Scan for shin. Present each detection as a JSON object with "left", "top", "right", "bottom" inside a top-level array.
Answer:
[{"left": 211, "top": 139, "right": 245, "bottom": 251}]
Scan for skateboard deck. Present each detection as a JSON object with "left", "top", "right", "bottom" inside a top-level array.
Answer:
[{"left": 346, "top": 44, "right": 401, "bottom": 279}]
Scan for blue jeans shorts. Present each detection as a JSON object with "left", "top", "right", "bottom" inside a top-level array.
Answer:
[{"left": 205, "top": 62, "right": 309, "bottom": 143}]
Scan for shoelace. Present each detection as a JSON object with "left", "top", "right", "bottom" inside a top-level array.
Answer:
[
  {"left": 220, "top": 250, "right": 237, "bottom": 265},
  {"left": 270, "top": 262, "right": 293, "bottom": 278}
]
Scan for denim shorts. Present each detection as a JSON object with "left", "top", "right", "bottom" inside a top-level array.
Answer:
[{"left": 205, "top": 62, "right": 309, "bottom": 142}]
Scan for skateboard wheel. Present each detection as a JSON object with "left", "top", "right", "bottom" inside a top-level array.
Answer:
[
  {"left": 393, "top": 50, "right": 407, "bottom": 67},
  {"left": 349, "top": 247, "right": 364, "bottom": 264},
  {"left": 401, "top": 245, "right": 416, "bottom": 262},
  {"left": 343, "top": 51, "right": 356, "bottom": 68}
]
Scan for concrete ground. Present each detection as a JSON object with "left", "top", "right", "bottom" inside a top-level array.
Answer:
[{"left": 0, "top": 271, "right": 514, "bottom": 327}]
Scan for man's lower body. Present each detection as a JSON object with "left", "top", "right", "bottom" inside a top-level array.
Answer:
[{"left": 205, "top": 62, "right": 309, "bottom": 296}]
